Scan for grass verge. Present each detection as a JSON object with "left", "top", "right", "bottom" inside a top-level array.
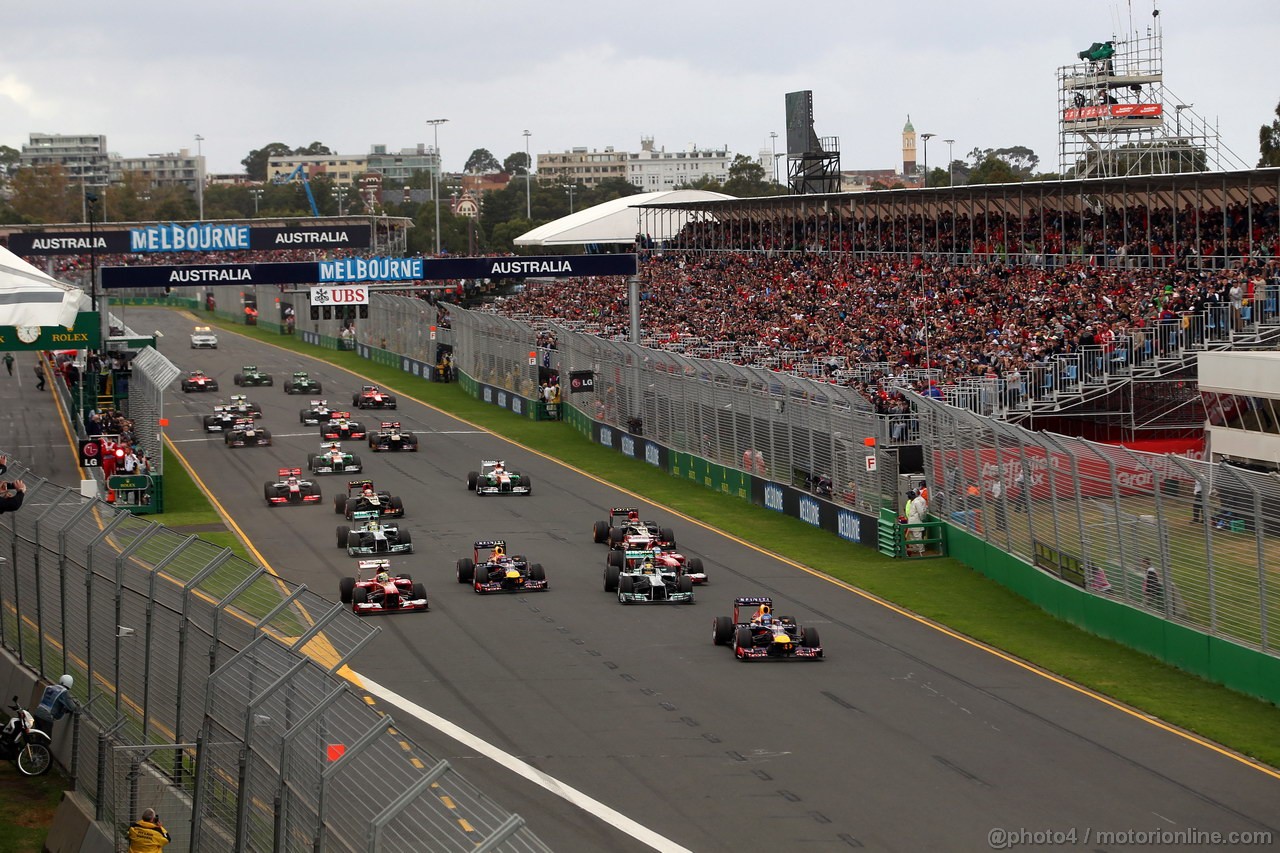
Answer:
[
  {"left": 0, "top": 763, "right": 69, "bottom": 852},
  {"left": 173, "top": 312, "right": 1280, "bottom": 769}
]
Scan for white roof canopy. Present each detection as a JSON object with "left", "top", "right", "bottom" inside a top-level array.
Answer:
[
  {"left": 0, "top": 246, "right": 92, "bottom": 327},
  {"left": 514, "top": 189, "right": 735, "bottom": 247}
]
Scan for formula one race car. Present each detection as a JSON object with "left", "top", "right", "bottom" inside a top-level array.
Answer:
[
  {"left": 308, "top": 442, "right": 363, "bottom": 475},
  {"left": 592, "top": 507, "right": 676, "bottom": 551},
  {"left": 190, "top": 326, "right": 218, "bottom": 349},
  {"left": 201, "top": 404, "right": 239, "bottom": 433},
  {"left": 334, "top": 479, "right": 405, "bottom": 519},
  {"left": 337, "top": 510, "right": 413, "bottom": 556},
  {"left": 368, "top": 422, "right": 418, "bottom": 452},
  {"left": 466, "top": 460, "right": 531, "bottom": 496},
  {"left": 233, "top": 365, "right": 274, "bottom": 387},
  {"left": 712, "top": 597, "right": 822, "bottom": 661},
  {"left": 284, "top": 372, "right": 323, "bottom": 395},
  {"left": 263, "top": 467, "right": 323, "bottom": 506},
  {"left": 353, "top": 384, "right": 397, "bottom": 410},
  {"left": 604, "top": 547, "right": 695, "bottom": 604},
  {"left": 456, "top": 540, "right": 547, "bottom": 593},
  {"left": 339, "top": 559, "right": 428, "bottom": 616},
  {"left": 299, "top": 399, "right": 336, "bottom": 425},
  {"left": 224, "top": 417, "right": 272, "bottom": 447},
  {"left": 180, "top": 370, "right": 219, "bottom": 393},
  {"left": 320, "top": 412, "right": 367, "bottom": 441},
  {"left": 224, "top": 394, "right": 263, "bottom": 418}
]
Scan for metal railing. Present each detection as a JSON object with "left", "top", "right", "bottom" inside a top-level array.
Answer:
[{"left": 0, "top": 453, "right": 551, "bottom": 853}]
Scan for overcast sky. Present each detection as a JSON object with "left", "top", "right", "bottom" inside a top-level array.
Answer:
[{"left": 3, "top": 0, "right": 1275, "bottom": 179}]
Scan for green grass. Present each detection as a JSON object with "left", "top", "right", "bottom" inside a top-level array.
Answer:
[
  {"left": 176, "top": 310, "right": 1280, "bottom": 768},
  {"left": 0, "top": 760, "right": 69, "bottom": 851}
]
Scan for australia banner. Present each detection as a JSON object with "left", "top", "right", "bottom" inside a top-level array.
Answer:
[{"left": 8, "top": 224, "right": 372, "bottom": 256}]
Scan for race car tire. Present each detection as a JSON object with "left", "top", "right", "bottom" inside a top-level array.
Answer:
[
  {"left": 734, "top": 626, "right": 753, "bottom": 658},
  {"left": 678, "top": 575, "right": 694, "bottom": 597},
  {"left": 529, "top": 563, "right": 546, "bottom": 582},
  {"left": 713, "top": 616, "right": 734, "bottom": 645},
  {"left": 456, "top": 558, "right": 475, "bottom": 584},
  {"left": 262, "top": 430, "right": 273, "bottom": 445},
  {"left": 349, "top": 454, "right": 363, "bottom": 469},
  {"left": 264, "top": 485, "right": 276, "bottom": 502},
  {"left": 265, "top": 377, "right": 273, "bottom": 386},
  {"left": 389, "top": 496, "right": 404, "bottom": 513},
  {"left": 209, "top": 383, "right": 219, "bottom": 392},
  {"left": 313, "top": 383, "right": 322, "bottom": 393},
  {"left": 307, "top": 453, "right": 317, "bottom": 468},
  {"left": 336, "top": 525, "right": 350, "bottom": 548},
  {"left": 522, "top": 475, "right": 532, "bottom": 495},
  {"left": 618, "top": 575, "right": 634, "bottom": 603},
  {"left": 284, "top": 382, "right": 294, "bottom": 394},
  {"left": 604, "top": 564, "right": 620, "bottom": 592},
  {"left": 660, "top": 527, "right": 676, "bottom": 546},
  {"left": 334, "top": 495, "right": 347, "bottom": 514},
  {"left": 344, "top": 499, "right": 358, "bottom": 519},
  {"left": 593, "top": 520, "right": 610, "bottom": 543},
  {"left": 606, "top": 551, "right": 624, "bottom": 570},
  {"left": 608, "top": 528, "right": 624, "bottom": 548},
  {"left": 339, "top": 577, "right": 355, "bottom": 604},
  {"left": 399, "top": 530, "right": 413, "bottom": 550},
  {"left": 347, "top": 532, "right": 361, "bottom": 550},
  {"left": 369, "top": 438, "right": 380, "bottom": 451},
  {"left": 305, "top": 485, "right": 321, "bottom": 500},
  {"left": 412, "top": 582, "right": 428, "bottom": 605},
  {"left": 686, "top": 557, "right": 704, "bottom": 579},
  {"left": 233, "top": 374, "right": 243, "bottom": 385},
  {"left": 406, "top": 438, "right": 418, "bottom": 451},
  {"left": 353, "top": 586, "right": 368, "bottom": 605},
  {"left": 466, "top": 472, "right": 479, "bottom": 491},
  {"left": 801, "top": 627, "right": 821, "bottom": 649}
]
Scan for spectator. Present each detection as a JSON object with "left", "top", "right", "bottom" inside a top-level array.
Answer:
[
  {"left": 0, "top": 480, "right": 27, "bottom": 514},
  {"left": 3, "top": 352, "right": 13, "bottom": 376},
  {"left": 34, "top": 360, "right": 46, "bottom": 390},
  {"left": 1191, "top": 479, "right": 1204, "bottom": 524},
  {"left": 1142, "top": 558, "right": 1165, "bottom": 612}
]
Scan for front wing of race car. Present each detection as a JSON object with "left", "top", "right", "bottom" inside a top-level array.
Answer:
[
  {"left": 351, "top": 584, "right": 428, "bottom": 615},
  {"left": 734, "top": 627, "right": 822, "bottom": 660},
  {"left": 347, "top": 535, "right": 413, "bottom": 557},
  {"left": 266, "top": 487, "right": 322, "bottom": 506},
  {"left": 616, "top": 572, "right": 694, "bottom": 604},
  {"left": 226, "top": 432, "right": 272, "bottom": 447},
  {"left": 311, "top": 459, "right": 362, "bottom": 474},
  {"left": 475, "top": 476, "right": 531, "bottom": 496}
]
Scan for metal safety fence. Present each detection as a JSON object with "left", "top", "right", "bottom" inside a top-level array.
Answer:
[
  {"left": 0, "top": 453, "right": 550, "bottom": 853},
  {"left": 912, "top": 397, "right": 1279, "bottom": 655}
]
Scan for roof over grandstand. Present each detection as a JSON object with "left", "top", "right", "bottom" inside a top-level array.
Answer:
[
  {"left": 0, "top": 245, "right": 91, "bottom": 328},
  {"left": 513, "top": 189, "right": 735, "bottom": 247}
]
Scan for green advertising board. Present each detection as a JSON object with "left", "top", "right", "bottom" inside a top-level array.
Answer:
[{"left": 0, "top": 311, "right": 101, "bottom": 352}]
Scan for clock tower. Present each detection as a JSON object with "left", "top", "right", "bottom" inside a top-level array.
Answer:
[{"left": 902, "top": 115, "right": 917, "bottom": 177}]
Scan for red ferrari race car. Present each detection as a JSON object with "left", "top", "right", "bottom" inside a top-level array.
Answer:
[
  {"left": 263, "top": 468, "right": 323, "bottom": 506},
  {"left": 353, "top": 384, "right": 397, "bottom": 410},
  {"left": 339, "top": 559, "right": 428, "bottom": 616},
  {"left": 713, "top": 597, "right": 823, "bottom": 661},
  {"left": 180, "top": 370, "right": 219, "bottom": 393},
  {"left": 592, "top": 507, "right": 676, "bottom": 551},
  {"left": 455, "top": 540, "right": 547, "bottom": 594},
  {"left": 320, "top": 412, "right": 367, "bottom": 441}
]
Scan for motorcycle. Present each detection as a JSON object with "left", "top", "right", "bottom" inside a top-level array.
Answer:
[{"left": 0, "top": 695, "right": 53, "bottom": 776}]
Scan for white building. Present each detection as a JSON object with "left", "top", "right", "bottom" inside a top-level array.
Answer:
[{"left": 625, "top": 137, "right": 732, "bottom": 191}]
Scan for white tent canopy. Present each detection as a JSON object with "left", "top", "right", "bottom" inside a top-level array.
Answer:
[
  {"left": 0, "top": 245, "right": 92, "bottom": 328},
  {"left": 513, "top": 189, "right": 734, "bottom": 247}
]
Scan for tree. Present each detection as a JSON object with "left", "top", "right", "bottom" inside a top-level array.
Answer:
[
  {"left": 0, "top": 144, "right": 19, "bottom": 177},
  {"left": 504, "top": 152, "right": 530, "bottom": 176},
  {"left": 293, "top": 141, "right": 332, "bottom": 156},
  {"left": 242, "top": 142, "right": 293, "bottom": 181},
  {"left": 8, "top": 165, "right": 81, "bottom": 223},
  {"left": 1259, "top": 99, "right": 1280, "bottom": 167},
  {"left": 722, "top": 154, "right": 781, "bottom": 197},
  {"left": 464, "top": 149, "right": 501, "bottom": 174},
  {"left": 966, "top": 154, "right": 1021, "bottom": 185}
]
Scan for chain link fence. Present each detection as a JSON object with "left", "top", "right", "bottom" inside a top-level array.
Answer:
[{"left": 0, "top": 453, "right": 551, "bottom": 853}]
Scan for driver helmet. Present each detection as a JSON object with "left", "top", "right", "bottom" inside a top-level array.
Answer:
[
  {"left": 363, "top": 485, "right": 374, "bottom": 495},
  {"left": 376, "top": 570, "right": 391, "bottom": 583},
  {"left": 492, "top": 543, "right": 505, "bottom": 558},
  {"left": 628, "top": 511, "right": 640, "bottom": 522},
  {"left": 642, "top": 558, "right": 656, "bottom": 573},
  {"left": 286, "top": 476, "right": 298, "bottom": 485},
  {"left": 366, "top": 519, "right": 381, "bottom": 531},
  {"left": 754, "top": 603, "right": 772, "bottom": 622}
]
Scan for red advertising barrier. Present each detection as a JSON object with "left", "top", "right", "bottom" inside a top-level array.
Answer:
[{"left": 1063, "top": 103, "right": 1163, "bottom": 121}]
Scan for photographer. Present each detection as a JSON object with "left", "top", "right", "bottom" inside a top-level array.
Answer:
[
  {"left": 0, "top": 480, "right": 26, "bottom": 514},
  {"left": 128, "top": 808, "right": 170, "bottom": 851}
]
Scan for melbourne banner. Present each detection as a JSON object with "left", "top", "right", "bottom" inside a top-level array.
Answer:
[{"left": 9, "top": 224, "right": 372, "bottom": 255}]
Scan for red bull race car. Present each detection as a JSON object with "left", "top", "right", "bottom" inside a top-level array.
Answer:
[
  {"left": 456, "top": 540, "right": 548, "bottom": 593},
  {"left": 263, "top": 468, "right": 323, "bottom": 506},
  {"left": 712, "top": 597, "right": 823, "bottom": 661},
  {"left": 339, "top": 559, "right": 428, "bottom": 616},
  {"left": 353, "top": 384, "right": 397, "bottom": 409}
]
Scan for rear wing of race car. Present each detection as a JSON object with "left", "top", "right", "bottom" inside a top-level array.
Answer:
[
  {"left": 241, "top": 365, "right": 258, "bottom": 371},
  {"left": 293, "top": 372, "right": 309, "bottom": 378},
  {"left": 357, "top": 559, "right": 392, "bottom": 571},
  {"left": 233, "top": 417, "right": 255, "bottom": 426},
  {"left": 480, "top": 460, "right": 505, "bottom": 467},
  {"left": 379, "top": 422, "right": 401, "bottom": 429},
  {"left": 347, "top": 478, "right": 375, "bottom": 490},
  {"left": 474, "top": 539, "right": 507, "bottom": 549},
  {"left": 212, "top": 404, "right": 232, "bottom": 413},
  {"left": 309, "top": 399, "right": 327, "bottom": 406},
  {"left": 609, "top": 506, "right": 640, "bottom": 521},
  {"left": 734, "top": 596, "right": 773, "bottom": 607},
  {"left": 351, "top": 510, "right": 380, "bottom": 521},
  {"left": 230, "top": 395, "right": 248, "bottom": 403},
  {"left": 332, "top": 411, "right": 354, "bottom": 419},
  {"left": 277, "top": 467, "right": 303, "bottom": 477}
]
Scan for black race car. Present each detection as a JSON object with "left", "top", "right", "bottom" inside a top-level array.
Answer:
[
  {"left": 180, "top": 370, "right": 219, "bottom": 393},
  {"left": 456, "top": 540, "right": 548, "bottom": 593},
  {"left": 339, "top": 559, "right": 428, "bottom": 616},
  {"left": 284, "top": 372, "right": 323, "bottom": 394},
  {"left": 334, "top": 479, "right": 405, "bottom": 519},
  {"left": 353, "top": 384, "right": 397, "bottom": 409},
  {"left": 224, "top": 417, "right": 272, "bottom": 448},
  {"left": 201, "top": 404, "right": 238, "bottom": 433},
  {"left": 321, "top": 412, "right": 367, "bottom": 441},
  {"left": 223, "top": 394, "right": 263, "bottom": 418},
  {"left": 263, "top": 467, "right": 322, "bottom": 506},
  {"left": 712, "top": 597, "right": 822, "bottom": 661},
  {"left": 299, "top": 399, "right": 336, "bottom": 425},
  {"left": 592, "top": 506, "right": 676, "bottom": 551},
  {"left": 233, "top": 365, "right": 273, "bottom": 387},
  {"left": 368, "top": 422, "right": 418, "bottom": 452}
]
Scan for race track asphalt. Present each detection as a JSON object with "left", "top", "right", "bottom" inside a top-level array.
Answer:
[{"left": 8, "top": 309, "right": 1279, "bottom": 852}]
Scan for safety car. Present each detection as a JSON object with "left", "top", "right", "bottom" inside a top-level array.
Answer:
[
  {"left": 180, "top": 370, "right": 219, "bottom": 393},
  {"left": 339, "top": 559, "right": 428, "bottom": 616},
  {"left": 224, "top": 417, "right": 272, "bottom": 447},
  {"left": 368, "top": 422, "right": 418, "bottom": 452},
  {"left": 466, "top": 460, "right": 531, "bottom": 496},
  {"left": 712, "top": 597, "right": 822, "bottom": 661},
  {"left": 455, "top": 540, "right": 547, "bottom": 593},
  {"left": 604, "top": 548, "right": 694, "bottom": 604},
  {"left": 320, "top": 412, "right": 367, "bottom": 441},
  {"left": 233, "top": 365, "right": 274, "bottom": 387},
  {"left": 263, "top": 467, "right": 322, "bottom": 506},
  {"left": 334, "top": 479, "right": 405, "bottom": 519},
  {"left": 190, "top": 326, "right": 218, "bottom": 349},
  {"left": 284, "top": 372, "right": 323, "bottom": 395},
  {"left": 337, "top": 510, "right": 413, "bottom": 556},
  {"left": 299, "top": 399, "right": 336, "bottom": 425},
  {"left": 308, "top": 442, "right": 363, "bottom": 475},
  {"left": 592, "top": 507, "right": 676, "bottom": 551},
  {"left": 353, "top": 384, "right": 397, "bottom": 409}
]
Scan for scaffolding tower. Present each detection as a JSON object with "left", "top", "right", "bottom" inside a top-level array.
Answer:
[{"left": 1057, "top": 9, "right": 1245, "bottom": 178}]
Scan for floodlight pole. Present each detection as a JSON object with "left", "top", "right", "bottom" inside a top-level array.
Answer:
[{"left": 427, "top": 118, "right": 448, "bottom": 255}]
